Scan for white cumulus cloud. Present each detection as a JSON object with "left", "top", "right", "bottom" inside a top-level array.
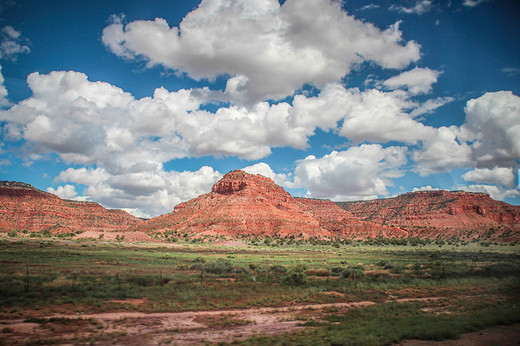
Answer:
[
  {"left": 47, "top": 184, "right": 88, "bottom": 201},
  {"left": 383, "top": 67, "right": 440, "bottom": 95},
  {"left": 102, "top": 0, "right": 420, "bottom": 103},
  {"left": 389, "top": 0, "right": 434, "bottom": 15},
  {"left": 458, "top": 184, "right": 520, "bottom": 201},
  {"left": 293, "top": 144, "right": 408, "bottom": 201},
  {"left": 462, "top": 91, "right": 520, "bottom": 167},
  {"left": 337, "top": 88, "right": 437, "bottom": 144},
  {"left": 413, "top": 125, "right": 473, "bottom": 176},
  {"left": 0, "top": 26, "right": 30, "bottom": 60},
  {"left": 0, "top": 65, "right": 9, "bottom": 107},
  {"left": 462, "top": 167, "right": 516, "bottom": 187},
  {"left": 56, "top": 166, "right": 222, "bottom": 218},
  {"left": 242, "top": 162, "right": 293, "bottom": 188}
]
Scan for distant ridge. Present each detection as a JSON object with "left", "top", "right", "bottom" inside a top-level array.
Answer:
[
  {"left": 2, "top": 176, "right": 519, "bottom": 242},
  {"left": 337, "top": 190, "right": 520, "bottom": 242},
  {"left": 0, "top": 181, "right": 142, "bottom": 234},
  {"left": 134, "top": 170, "right": 520, "bottom": 242}
]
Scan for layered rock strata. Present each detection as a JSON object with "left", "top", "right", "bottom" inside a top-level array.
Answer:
[
  {"left": 0, "top": 181, "right": 142, "bottom": 234},
  {"left": 337, "top": 190, "right": 520, "bottom": 241}
]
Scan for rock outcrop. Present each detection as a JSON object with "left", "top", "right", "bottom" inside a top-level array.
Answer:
[
  {"left": 136, "top": 170, "right": 331, "bottom": 238},
  {"left": 0, "top": 181, "right": 142, "bottom": 234},
  {"left": 4, "top": 175, "right": 519, "bottom": 242},
  {"left": 136, "top": 170, "right": 404, "bottom": 239},
  {"left": 337, "top": 190, "right": 520, "bottom": 241}
]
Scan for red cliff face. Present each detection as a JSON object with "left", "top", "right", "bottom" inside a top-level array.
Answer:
[
  {"left": 337, "top": 190, "right": 520, "bottom": 242},
  {"left": 0, "top": 181, "right": 142, "bottom": 234},
  {"left": 137, "top": 170, "right": 332, "bottom": 238},
  {"left": 295, "top": 198, "right": 409, "bottom": 239},
  {"left": 137, "top": 170, "right": 400, "bottom": 239}
]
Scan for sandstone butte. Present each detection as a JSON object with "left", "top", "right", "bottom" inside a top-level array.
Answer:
[
  {"left": 2, "top": 171, "right": 520, "bottom": 242},
  {"left": 136, "top": 170, "right": 520, "bottom": 242},
  {"left": 135, "top": 170, "right": 411, "bottom": 239},
  {"left": 337, "top": 190, "right": 520, "bottom": 242},
  {"left": 0, "top": 181, "right": 142, "bottom": 234}
]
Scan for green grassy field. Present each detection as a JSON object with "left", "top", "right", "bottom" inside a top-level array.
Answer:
[{"left": 0, "top": 237, "right": 519, "bottom": 345}]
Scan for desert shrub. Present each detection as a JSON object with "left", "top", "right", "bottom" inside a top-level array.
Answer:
[
  {"left": 341, "top": 265, "right": 365, "bottom": 279},
  {"left": 7, "top": 229, "right": 17, "bottom": 237},
  {"left": 329, "top": 266, "right": 344, "bottom": 276},
  {"left": 127, "top": 275, "right": 160, "bottom": 287},
  {"left": 192, "top": 257, "right": 206, "bottom": 263},
  {"left": 269, "top": 265, "right": 288, "bottom": 274},
  {"left": 204, "top": 259, "right": 233, "bottom": 274},
  {"left": 412, "top": 263, "right": 424, "bottom": 276},
  {"left": 284, "top": 265, "right": 307, "bottom": 286},
  {"left": 390, "top": 265, "right": 404, "bottom": 274}
]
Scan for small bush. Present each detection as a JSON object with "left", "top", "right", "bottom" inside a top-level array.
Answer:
[
  {"left": 341, "top": 265, "right": 365, "bottom": 279},
  {"left": 204, "top": 259, "right": 233, "bottom": 274},
  {"left": 330, "top": 266, "right": 344, "bottom": 276},
  {"left": 192, "top": 257, "right": 206, "bottom": 263},
  {"left": 7, "top": 229, "right": 17, "bottom": 237},
  {"left": 269, "top": 265, "right": 288, "bottom": 274},
  {"left": 285, "top": 266, "right": 307, "bottom": 286}
]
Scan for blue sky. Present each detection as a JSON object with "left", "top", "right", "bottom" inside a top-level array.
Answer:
[{"left": 0, "top": 0, "right": 519, "bottom": 217}]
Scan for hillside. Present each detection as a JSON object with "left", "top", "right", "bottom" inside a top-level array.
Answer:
[
  {"left": 0, "top": 181, "right": 142, "bottom": 234},
  {"left": 337, "top": 190, "right": 520, "bottom": 242},
  {"left": 3, "top": 176, "right": 519, "bottom": 242},
  {"left": 135, "top": 170, "right": 408, "bottom": 239},
  {"left": 135, "top": 170, "right": 330, "bottom": 238}
]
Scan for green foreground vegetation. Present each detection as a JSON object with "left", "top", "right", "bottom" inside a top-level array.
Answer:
[{"left": 0, "top": 237, "right": 519, "bottom": 345}]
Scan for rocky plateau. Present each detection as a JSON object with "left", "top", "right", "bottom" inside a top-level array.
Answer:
[{"left": 2, "top": 172, "right": 520, "bottom": 242}]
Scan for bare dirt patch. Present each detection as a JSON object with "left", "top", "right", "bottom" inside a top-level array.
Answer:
[
  {"left": 214, "top": 240, "right": 249, "bottom": 247},
  {"left": 0, "top": 296, "right": 515, "bottom": 345},
  {"left": 107, "top": 298, "right": 148, "bottom": 306},
  {"left": 0, "top": 302, "right": 373, "bottom": 345}
]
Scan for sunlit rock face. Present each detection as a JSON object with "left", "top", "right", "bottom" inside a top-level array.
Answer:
[
  {"left": 0, "top": 181, "right": 142, "bottom": 234},
  {"left": 135, "top": 170, "right": 405, "bottom": 239},
  {"left": 337, "top": 190, "right": 520, "bottom": 242}
]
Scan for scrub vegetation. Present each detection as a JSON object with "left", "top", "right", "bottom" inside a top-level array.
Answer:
[{"left": 0, "top": 237, "right": 518, "bottom": 345}]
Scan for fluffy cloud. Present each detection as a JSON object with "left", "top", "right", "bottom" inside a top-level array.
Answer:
[
  {"left": 337, "top": 88, "right": 437, "bottom": 143},
  {"left": 0, "top": 65, "right": 9, "bottom": 107},
  {"left": 290, "top": 83, "right": 438, "bottom": 144},
  {"left": 462, "top": 167, "right": 516, "bottom": 187},
  {"left": 462, "top": 0, "right": 491, "bottom": 7},
  {"left": 293, "top": 144, "right": 407, "bottom": 200},
  {"left": 56, "top": 166, "right": 222, "bottom": 218},
  {"left": 0, "top": 26, "right": 30, "bottom": 60},
  {"left": 242, "top": 162, "right": 293, "bottom": 187},
  {"left": 459, "top": 184, "right": 519, "bottom": 201},
  {"left": 102, "top": 0, "right": 420, "bottom": 103},
  {"left": 0, "top": 70, "right": 190, "bottom": 168},
  {"left": 47, "top": 184, "right": 88, "bottom": 201},
  {"left": 383, "top": 67, "right": 440, "bottom": 95},
  {"left": 389, "top": 0, "right": 434, "bottom": 15},
  {"left": 414, "top": 91, "right": 520, "bottom": 176},
  {"left": 413, "top": 126, "right": 473, "bottom": 175},
  {"left": 412, "top": 185, "right": 440, "bottom": 192},
  {"left": 462, "top": 91, "right": 520, "bottom": 167},
  {"left": 1, "top": 71, "right": 441, "bottom": 166}
]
